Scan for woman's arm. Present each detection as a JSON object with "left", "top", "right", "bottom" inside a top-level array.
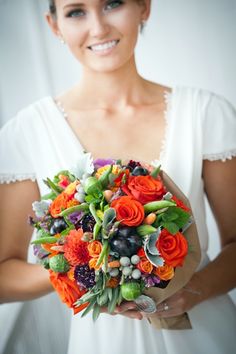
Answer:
[
  {"left": 150, "top": 157, "right": 236, "bottom": 318},
  {"left": 0, "top": 180, "right": 53, "bottom": 303}
]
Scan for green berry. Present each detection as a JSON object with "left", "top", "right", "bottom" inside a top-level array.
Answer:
[
  {"left": 121, "top": 282, "right": 141, "bottom": 301},
  {"left": 49, "top": 254, "right": 70, "bottom": 273}
]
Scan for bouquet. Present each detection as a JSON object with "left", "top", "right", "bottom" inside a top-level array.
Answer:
[{"left": 30, "top": 154, "right": 200, "bottom": 329}]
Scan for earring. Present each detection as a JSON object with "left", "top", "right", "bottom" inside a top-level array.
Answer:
[{"left": 59, "top": 37, "right": 65, "bottom": 44}]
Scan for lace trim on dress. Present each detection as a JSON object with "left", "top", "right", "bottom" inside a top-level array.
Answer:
[
  {"left": 159, "top": 90, "right": 173, "bottom": 163},
  {"left": 203, "top": 149, "right": 236, "bottom": 162},
  {"left": 0, "top": 173, "right": 36, "bottom": 184}
]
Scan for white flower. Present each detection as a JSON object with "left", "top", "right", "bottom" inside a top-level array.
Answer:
[
  {"left": 71, "top": 153, "right": 94, "bottom": 180},
  {"left": 32, "top": 200, "right": 52, "bottom": 218}
]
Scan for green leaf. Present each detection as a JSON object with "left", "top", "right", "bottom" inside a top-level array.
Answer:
[
  {"left": 93, "top": 221, "right": 102, "bottom": 240},
  {"left": 136, "top": 225, "right": 157, "bottom": 236},
  {"left": 43, "top": 178, "right": 63, "bottom": 194},
  {"left": 92, "top": 303, "right": 101, "bottom": 322},
  {"left": 89, "top": 203, "right": 102, "bottom": 223},
  {"left": 117, "top": 288, "right": 123, "bottom": 305},
  {"left": 162, "top": 222, "right": 179, "bottom": 235},
  {"left": 81, "top": 297, "right": 97, "bottom": 317},
  {"left": 57, "top": 203, "right": 89, "bottom": 217},
  {"left": 96, "top": 240, "right": 109, "bottom": 267},
  {"left": 31, "top": 236, "right": 57, "bottom": 245},
  {"left": 161, "top": 211, "right": 178, "bottom": 222},
  {"left": 102, "top": 208, "right": 116, "bottom": 229},
  {"left": 144, "top": 200, "right": 176, "bottom": 213},
  {"left": 107, "top": 287, "right": 113, "bottom": 302},
  {"left": 150, "top": 165, "right": 161, "bottom": 178},
  {"left": 97, "top": 289, "right": 109, "bottom": 306},
  {"left": 108, "top": 287, "right": 119, "bottom": 313}
]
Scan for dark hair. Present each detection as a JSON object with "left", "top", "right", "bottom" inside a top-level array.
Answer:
[{"left": 48, "top": 0, "right": 56, "bottom": 16}]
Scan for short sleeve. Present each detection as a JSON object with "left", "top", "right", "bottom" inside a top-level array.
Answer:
[
  {"left": 0, "top": 108, "right": 36, "bottom": 184},
  {"left": 203, "top": 92, "right": 236, "bottom": 161}
]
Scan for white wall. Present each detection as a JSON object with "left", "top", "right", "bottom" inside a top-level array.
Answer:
[{"left": 0, "top": 0, "right": 235, "bottom": 293}]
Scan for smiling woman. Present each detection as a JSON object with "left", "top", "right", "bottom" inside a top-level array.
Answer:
[{"left": 0, "top": 1, "right": 236, "bottom": 354}]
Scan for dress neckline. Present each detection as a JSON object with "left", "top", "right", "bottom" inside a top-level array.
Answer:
[{"left": 48, "top": 88, "right": 174, "bottom": 164}]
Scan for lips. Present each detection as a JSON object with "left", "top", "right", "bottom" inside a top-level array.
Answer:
[{"left": 88, "top": 40, "right": 119, "bottom": 52}]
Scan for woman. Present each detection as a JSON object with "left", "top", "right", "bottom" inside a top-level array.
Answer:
[{"left": 0, "top": 0, "right": 236, "bottom": 353}]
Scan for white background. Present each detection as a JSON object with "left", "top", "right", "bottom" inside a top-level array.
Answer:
[{"left": 0, "top": 0, "right": 235, "bottom": 344}]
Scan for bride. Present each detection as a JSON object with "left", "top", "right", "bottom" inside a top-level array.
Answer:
[{"left": 0, "top": 1, "right": 236, "bottom": 353}]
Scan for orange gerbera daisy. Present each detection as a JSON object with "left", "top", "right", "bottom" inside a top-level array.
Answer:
[{"left": 64, "top": 229, "right": 91, "bottom": 266}]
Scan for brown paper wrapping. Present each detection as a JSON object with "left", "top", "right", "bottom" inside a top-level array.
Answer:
[{"left": 144, "top": 171, "right": 201, "bottom": 330}]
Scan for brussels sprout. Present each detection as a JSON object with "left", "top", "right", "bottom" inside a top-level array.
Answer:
[
  {"left": 121, "top": 282, "right": 141, "bottom": 301},
  {"left": 49, "top": 254, "right": 70, "bottom": 273}
]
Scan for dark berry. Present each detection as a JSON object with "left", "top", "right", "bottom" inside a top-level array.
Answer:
[
  {"left": 132, "top": 166, "right": 149, "bottom": 176},
  {"left": 50, "top": 218, "right": 67, "bottom": 235}
]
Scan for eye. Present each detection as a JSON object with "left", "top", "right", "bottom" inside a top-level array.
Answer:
[
  {"left": 66, "top": 8, "right": 86, "bottom": 18},
  {"left": 105, "top": 0, "right": 124, "bottom": 11}
]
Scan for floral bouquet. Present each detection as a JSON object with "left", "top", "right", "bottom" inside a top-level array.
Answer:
[{"left": 30, "top": 154, "right": 200, "bottom": 329}]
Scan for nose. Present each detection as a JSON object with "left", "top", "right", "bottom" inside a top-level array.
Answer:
[{"left": 89, "top": 13, "right": 110, "bottom": 39}]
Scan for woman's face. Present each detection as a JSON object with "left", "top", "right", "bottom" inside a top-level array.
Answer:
[{"left": 48, "top": 0, "right": 150, "bottom": 73}]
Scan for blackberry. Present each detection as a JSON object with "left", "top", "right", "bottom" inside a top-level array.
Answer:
[
  {"left": 74, "top": 265, "right": 96, "bottom": 289},
  {"left": 76, "top": 214, "right": 96, "bottom": 232},
  {"left": 126, "top": 160, "right": 141, "bottom": 171}
]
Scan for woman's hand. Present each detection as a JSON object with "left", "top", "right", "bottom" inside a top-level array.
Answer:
[
  {"left": 145, "top": 274, "right": 204, "bottom": 319},
  {"left": 100, "top": 301, "right": 143, "bottom": 320}
]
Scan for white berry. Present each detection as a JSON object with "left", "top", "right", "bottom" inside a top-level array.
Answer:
[
  {"left": 122, "top": 267, "right": 132, "bottom": 276},
  {"left": 132, "top": 269, "right": 141, "bottom": 279},
  {"left": 109, "top": 268, "right": 119, "bottom": 277},
  {"left": 131, "top": 255, "right": 140, "bottom": 265},
  {"left": 120, "top": 257, "right": 131, "bottom": 267}
]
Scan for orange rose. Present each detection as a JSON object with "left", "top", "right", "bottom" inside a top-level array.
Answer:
[
  {"left": 49, "top": 192, "right": 79, "bottom": 218},
  {"left": 122, "top": 175, "right": 165, "bottom": 204},
  {"left": 156, "top": 229, "right": 188, "bottom": 267},
  {"left": 49, "top": 271, "right": 88, "bottom": 314},
  {"left": 153, "top": 264, "right": 174, "bottom": 281},
  {"left": 88, "top": 241, "right": 102, "bottom": 258},
  {"left": 111, "top": 196, "right": 144, "bottom": 227},
  {"left": 137, "top": 258, "right": 153, "bottom": 274},
  {"left": 88, "top": 257, "right": 102, "bottom": 270}
]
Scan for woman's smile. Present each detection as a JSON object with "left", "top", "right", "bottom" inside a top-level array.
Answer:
[{"left": 88, "top": 39, "right": 120, "bottom": 55}]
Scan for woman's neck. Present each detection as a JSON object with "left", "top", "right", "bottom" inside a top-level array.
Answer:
[{"left": 72, "top": 56, "right": 149, "bottom": 111}]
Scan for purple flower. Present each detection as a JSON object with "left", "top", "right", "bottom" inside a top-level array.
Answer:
[
  {"left": 67, "top": 211, "right": 84, "bottom": 225},
  {"left": 142, "top": 274, "right": 160, "bottom": 288},
  {"left": 93, "top": 158, "right": 116, "bottom": 170},
  {"left": 33, "top": 244, "right": 49, "bottom": 259}
]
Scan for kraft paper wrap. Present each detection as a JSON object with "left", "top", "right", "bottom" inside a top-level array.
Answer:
[{"left": 144, "top": 171, "right": 201, "bottom": 330}]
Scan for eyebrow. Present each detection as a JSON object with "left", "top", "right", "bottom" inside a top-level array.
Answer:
[{"left": 63, "top": 0, "right": 104, "bottom": 9}]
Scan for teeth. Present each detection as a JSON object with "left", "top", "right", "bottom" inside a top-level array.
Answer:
[{"left": 90, "top": 40, "right": 118, "bottom": 52}]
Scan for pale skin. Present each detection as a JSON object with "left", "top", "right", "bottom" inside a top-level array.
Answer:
[{"left": 0, "top": 0, "right": 235, "bottom": 323}]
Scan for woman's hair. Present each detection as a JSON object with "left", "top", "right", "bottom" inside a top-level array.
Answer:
[{"left": 48, "top": 0, "right": 56, "bottom": 16}]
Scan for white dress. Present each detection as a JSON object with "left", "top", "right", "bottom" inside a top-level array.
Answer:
[{"left": 0, "top": 86, "right": 236, "bottom": 354}]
